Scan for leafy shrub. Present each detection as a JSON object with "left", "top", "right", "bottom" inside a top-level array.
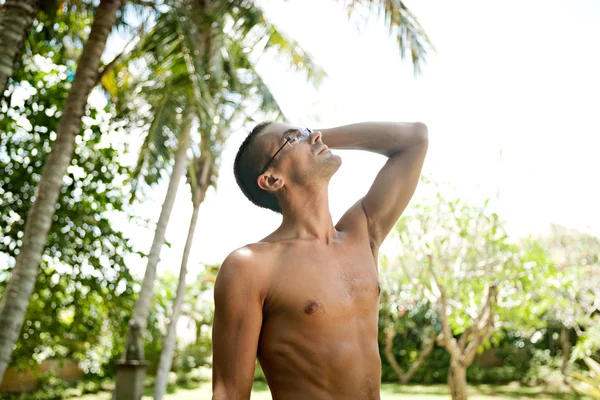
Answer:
[{"left": 569, "top": 357, "right": 600, "bottom": 398}]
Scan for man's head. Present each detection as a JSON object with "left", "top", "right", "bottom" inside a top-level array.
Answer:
[{"left": 234, "top": 122, "right": 342, "bottom": 213}]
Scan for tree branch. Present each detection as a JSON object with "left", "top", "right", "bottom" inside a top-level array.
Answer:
[
  {"left": 427, "top": 254, "right": 460, "bottom": 361},
  {"left": 464, "top": 325, "right": 496, "bottom": 366},
  {"left": 401, "top": 330, "right": 437, "bottom": 384},
  {"left": 458, "top": 327, "right": 473, "bottom": 352},
  {"left": 383, "top": 317, "right": 407, "bottom": 382},
  {"left": 463, "top": 285, "right": 498, "bottom": 365},
  {"left": 437, "top": 283, "right": 461, "bottom": 362}
]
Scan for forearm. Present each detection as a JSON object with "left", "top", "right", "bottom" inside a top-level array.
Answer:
[
  {"left": 212, "top": 368, "right": 252, "bottom": 400},
  {"left": 319, "top": 121, "right": 428, "bottom": 157},
  {"left": 212, "top": 384, "right": 248, "bottom": 400}
]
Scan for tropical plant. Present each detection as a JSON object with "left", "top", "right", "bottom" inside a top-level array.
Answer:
[
  {"left": 569, "top": 357, "right": 600, "bottom": 398},
  {"left": 0, "top": 0, "right": 124, "bottom": 381},
  {"left": 342, "top": 0, "right": 434, "bottom": 74}
]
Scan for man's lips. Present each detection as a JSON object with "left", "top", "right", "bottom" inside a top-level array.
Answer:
[{"left": 317, "top": 146, "right": 329, "bottom": 155}]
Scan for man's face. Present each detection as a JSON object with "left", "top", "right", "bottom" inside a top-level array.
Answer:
[{"left": 257, "top": 123, "right": 342, "bottom": 189}]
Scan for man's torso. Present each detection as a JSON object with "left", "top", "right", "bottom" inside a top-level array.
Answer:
[{"left": 252, "top": 228, "right": 382, "bottom": 399}]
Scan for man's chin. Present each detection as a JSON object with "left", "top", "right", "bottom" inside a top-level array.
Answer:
[
  {"left": 324, "top": 155, "right": 342, "bottom": 177},
  {"left": 330, "top": 153, "right": 342, "bottom": 169}
]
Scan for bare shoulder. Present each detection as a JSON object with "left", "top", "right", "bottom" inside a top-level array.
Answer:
[
  {"left": 336, "top": 199, "right": 376, "bottom": 251},
  {"left": 215, "top": 244, "right": 274, "bottom": 303}
]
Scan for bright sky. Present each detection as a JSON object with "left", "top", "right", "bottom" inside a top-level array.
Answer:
[{"left": 120, "top": 0, "right": 600, "bottom": 279}]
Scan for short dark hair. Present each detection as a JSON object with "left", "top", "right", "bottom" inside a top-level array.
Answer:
[{"left": 233, "top": 121, "right": 282, "bottom": 213}]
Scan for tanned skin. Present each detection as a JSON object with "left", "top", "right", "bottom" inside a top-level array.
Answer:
[{"left": 212, "top": 122, "right": 429, "bottom": 399}]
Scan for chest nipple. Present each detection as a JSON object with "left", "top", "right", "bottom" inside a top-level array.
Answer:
[{"left": 304, "top": 300, "right": 321, "bottom": 315}]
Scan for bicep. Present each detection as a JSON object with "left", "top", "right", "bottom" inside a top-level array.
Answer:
[
  {"left": 212, "top": 259, "right": 263, "bottom": 399},
  {"left": 362, "top": 142, "right": 427, "bottom": 246}
]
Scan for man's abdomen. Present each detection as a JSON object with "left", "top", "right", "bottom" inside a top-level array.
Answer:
[{"left": 257, "top": 315, "right": 381, "bottom": 400}]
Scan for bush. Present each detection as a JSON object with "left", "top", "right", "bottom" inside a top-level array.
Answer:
[
  {"left": 0, "top": 375, "right": 67, "bottom": 400},
  {"left": 523, "top": 348, "right": 565, "bottom": 385},
  {"left": 175, "top": 366, "right": 212, "bottom": 385},
  {"left": 0, "top": 376, "right": 107, "bottom": 400},
  {"left": 467, "top": 365, "right": 519, "bottom": 383},
  {"left": 172, "top": 343, "right": 212, "bottom": 374}
]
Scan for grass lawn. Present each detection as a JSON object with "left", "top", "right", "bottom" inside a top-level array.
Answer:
[{"left": 80, "top": 381, "right": 581, "bottom": 400}]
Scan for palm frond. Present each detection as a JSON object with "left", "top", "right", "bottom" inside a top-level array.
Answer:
[
  {"left": 129, "top": 89, "right": 179, "bottom": 201},
  {"left": 345, "top": 0, "right": 434, "bottom": 75},
  {"left": 228, "top": 3, "right": 326, "bottom": 87}
]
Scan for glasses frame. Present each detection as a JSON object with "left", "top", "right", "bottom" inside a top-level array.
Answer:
[{"left": 259, "top": 127, "right": 313, "bottom": 176}]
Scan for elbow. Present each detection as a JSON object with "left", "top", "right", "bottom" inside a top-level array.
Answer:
[
  {"left": 413, "top": 122, "right": 429, "bottom": 143},
  {"left": 387, "top": 122, "right": 428, "bottom": 157}
]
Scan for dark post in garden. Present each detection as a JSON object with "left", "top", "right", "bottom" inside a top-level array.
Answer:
[{"left": 114, "top": 320, "right": 149, "bottom": 400}]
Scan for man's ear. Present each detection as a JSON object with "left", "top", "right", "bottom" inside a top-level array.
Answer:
[{"left": 257, "top": 173, "right": 284, "bottom": 192}]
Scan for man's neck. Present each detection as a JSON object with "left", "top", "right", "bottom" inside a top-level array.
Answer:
[{"left": 276, "top": 184, "right": 338, "bottom": 244}]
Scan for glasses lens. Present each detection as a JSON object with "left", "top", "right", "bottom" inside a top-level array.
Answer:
[
  {"left": 297, "top": 128, "right": 311, "bottom": 142},
  {"left": 285, "top": 128, "right": 313, "bottom": 145}
]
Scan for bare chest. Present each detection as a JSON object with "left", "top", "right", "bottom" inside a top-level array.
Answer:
[{"left": 263, "top": 240, "right": 380, "bottom": 322}]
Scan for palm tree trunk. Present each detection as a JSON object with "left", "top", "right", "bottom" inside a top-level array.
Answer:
[
  {"left": 153, "top": 185, "right": 206, "bottom": 400},
  {"left": 126, "top": 109, "right": 192, "bottom": 338},
  {"left": 115, "top": 109, "right": 194, "bottom": 396},
  {"left": 0, "top": 0, "right": 40, "bottom": 96},
  {"left": 0, "top": 0, "right": 122, "bottom": 381}
]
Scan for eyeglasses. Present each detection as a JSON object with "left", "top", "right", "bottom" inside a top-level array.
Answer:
[{"left": 259, "top": 127, "right": 313, "bottom": 176}]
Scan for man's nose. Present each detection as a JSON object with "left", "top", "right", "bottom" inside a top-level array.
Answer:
[{"left": 310, "top": 130, "right": 322, "bottom": 144}]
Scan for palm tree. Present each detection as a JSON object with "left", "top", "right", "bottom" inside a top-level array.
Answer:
[
  {"left": 152, "top": 146, "right": 212, "bottom": 400},
  {"left": 151, "top": 22, "right": 284, "bottom": 394},
  {"left": 0, "top": 0, "right": 42, "bottom": 96},
  {"left": 112, "top": 0, "right": 317, "bottom": 371},
  {"left": 0, "top": 0, "right": 124, "bottom": 381},
  {"left": 0, "top": 0, "right": 106, "bottom": 95}
]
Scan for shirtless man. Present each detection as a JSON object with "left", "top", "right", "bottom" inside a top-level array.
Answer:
[{"left": 212, "top": 121, "right": 428, "bottom": 399}]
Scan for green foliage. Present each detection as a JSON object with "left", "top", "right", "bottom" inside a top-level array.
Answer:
[
  {"left": 379, "top": 324, "right": 535, "bottom": 385},
  {"left": 254, "top": 362, "right": 266, "bottom": 382},
  {"left": 524, "top": 348, "right": 565, "bottom": 386},
  {"left": 0, "top": 375, "right": 112, "bottom": 400},
  {"left": 388, "top": 183, "right": 541, "bottom": 354},
  {"left": 379, "top": 181, "right": 581, "bottom": 389},
  {"left": 110, "top": 0, "right": 301, "bottom": 199},
  {"left": 343, "top": 0, "right": 434, "bottom": 74},
  {"left": 0, "top": 10, "right": 136, "bottom": 374},
  {"left": 143, "top": 272, "right": 178, "bottom": 374},
  {"left": 378, "top": 272, "right": 441, "bottom": 383},
  {"left": 529, "top": 226, "right": 600, "bottom": 360},
  {"left": 573, "top": 321, "right": 600, "bottom": 361},
  {"left": 142, "top": 265, "right": 218, "bottom": 375},
  {"left": 171, "top": 265, "right": 218, "bottom": 371},
  {"left": 569, "top": 357, "right": 600, "bottom": 398}
]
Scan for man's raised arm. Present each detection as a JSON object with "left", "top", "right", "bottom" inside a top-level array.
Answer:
[
  {"left": 321, "top": 122, "right": 428, "bottom": 247},
  {"left": 212, "top": 249, "right": 264, "bottom": 400}
]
